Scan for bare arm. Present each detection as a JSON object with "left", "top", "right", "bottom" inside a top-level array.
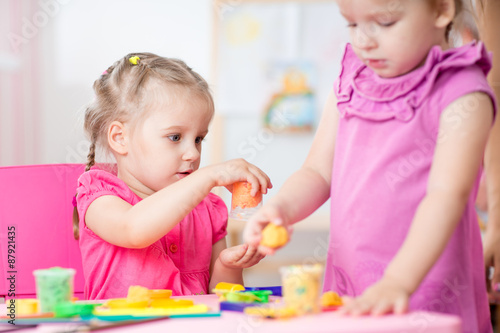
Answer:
[
  {"left": 385, "top": 93, "right": 493, "bottom": 292},
  {"left": 276, "top": 89, "right": 339, "bottom": 223},
  {"left": 85, "top": 159, "right": 271, "bottom": 248},
  {"left": 244, "top": 89, "right": 340, "bottom": 246}
]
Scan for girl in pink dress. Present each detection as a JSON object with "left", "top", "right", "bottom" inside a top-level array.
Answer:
[
  {"left": 244, "top": 1, "right": 496, "bottom": 331},
  {"left": 73, "top": 53, "right": 271, "bottom": 300}
]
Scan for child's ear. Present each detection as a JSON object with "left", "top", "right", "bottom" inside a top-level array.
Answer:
[
  {"left": 435, "top": 0, "right": 455, "bottom": 29},
  {"left": 108, "top": 121, "right": 128, "bottom": 155}
]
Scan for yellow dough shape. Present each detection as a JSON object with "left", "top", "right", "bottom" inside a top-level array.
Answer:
[
  {"left": 148, "top": 289, "right": 172, "bottom": 300},
  {"left": 11, "top": 299, "right": 39, "bottom": 315},
  {"left": 127, "top": 285, "right": 150, "bottom": 303},
  {"left": 260, "top": 223, "right": 289, "bottom": 248},
  {"left": 321, "top": 291, "right": 343, "bottom": 307}
]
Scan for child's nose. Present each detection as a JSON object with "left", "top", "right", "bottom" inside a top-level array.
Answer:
[
  {"left": 182, "top": 144, "right": 200, "bottom": 161},
  {"left": 353, "top": 24, "right": 378, "bottom": 50}
]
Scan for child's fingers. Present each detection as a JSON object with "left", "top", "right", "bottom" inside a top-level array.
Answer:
[
  {"left": 337, "top": 296, "right": 358, "bottom": 316},
  {"left": 244, "top": 247, "right": 266, "bottom": 266},
  {"left": 243, "top": 221, "right": 265, "bottom": 246},
  {"left": 393, "top": 297, "right": 408, "bottom": 315},
  {"left": 349, "top": 301, "right": 372, "bottom": 317},
  {"left": 246, "top": 166, "right": 271, "bottom": 195},
  {"left": 243, "top": 212, "right": 270, "bottom": 245},
  {"left": 225, "top": 244, "right": 248, "bottom": 262},
  {"left": 341, "top": 296, "right": 354, "bottom": 304},
  {"left": 257, "top": 244, "right": 277, "bottom": 255},
  {"left": 337, "top": 302, "right": 354, "bottom": 316},
  {"left": 256, "top": 251, "right": 266, "bottom": 261},
  {"left": 237, "top": 244, "right": 258, "bottom": 264},
  {"left": 245, "top": 174, "right": 263, "bottom": 197},
  {"left": 371, "top": 299, "right": 391, "bottom": 316}
]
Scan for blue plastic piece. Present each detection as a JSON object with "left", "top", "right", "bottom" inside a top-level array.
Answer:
[
  {"left": 244, "top": 286, "right": 282, "bottom": 296},
  {"left": 220, "top": 301, "right": 256, "bottom": 312}
]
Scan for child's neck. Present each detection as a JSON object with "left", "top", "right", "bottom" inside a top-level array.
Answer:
[
  {"left": 405, "top": 39, "right": 451, "bottom": 77},
  {"left": 116, "top": 168, "right": 152, "bottom": 199}
]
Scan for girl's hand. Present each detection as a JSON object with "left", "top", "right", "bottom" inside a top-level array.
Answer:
[
  {"left": 205, "top": 158, "right": 272, "bottom": 196},
  {"left": 338, "top": 277, "right": 410, "bottom": 316},
  {"left": 243, "top": 203, "right": 293, "bottom": 255},
  {"left": 218, "top": 243, "right": 265, "bottom": 269},
  {"left": 483, "top": 225, "right": 500, "bottom": 303}
]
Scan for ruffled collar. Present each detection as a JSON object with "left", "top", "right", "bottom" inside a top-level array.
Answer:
[{"left": 336, "top": 41, "right": 492, "bottom": 121}]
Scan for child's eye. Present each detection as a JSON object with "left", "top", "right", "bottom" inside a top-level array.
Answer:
[
  {"left": 195, "top": 136, "right": 205, "bottom": 144},
  {"left": 347, "top": 22, "right": 357, "bottom": 28},
  {"left": 168, "top": 134, "right": 181, "bottom": 142},
  {"left": 379, "top": 21, "right": 396, "bottom": 27}
]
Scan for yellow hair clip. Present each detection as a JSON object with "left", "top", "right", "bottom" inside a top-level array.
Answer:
[{"left": 129, "top": 56, "right": 140, "bottom": 65}]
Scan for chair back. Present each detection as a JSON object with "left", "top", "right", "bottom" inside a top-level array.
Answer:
[{"left": 0, "top": 164, "right": 85, "bottom": 299}]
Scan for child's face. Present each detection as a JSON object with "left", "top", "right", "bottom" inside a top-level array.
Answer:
[
  {"left": 124, "top": 90, "right": 213, "bottom": 196},
  {"left": 337, "top": 0, "right": 446, "bottom": 78}
]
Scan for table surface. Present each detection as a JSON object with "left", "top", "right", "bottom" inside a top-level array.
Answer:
[{"left": 1, "top": 295, "right": 462, "bottom": 333}]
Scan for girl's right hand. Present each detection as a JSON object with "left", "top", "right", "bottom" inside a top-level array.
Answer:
[
  {"left": 205, "top": 158, "right": 272, "bottom": 196},
  {"left": 243, "top": 202, "right": 292, "bottom": 255}
]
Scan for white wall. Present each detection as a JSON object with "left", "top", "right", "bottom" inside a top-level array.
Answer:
[{"left": 38, "top": 0, "right": 214, "bottom": 165}]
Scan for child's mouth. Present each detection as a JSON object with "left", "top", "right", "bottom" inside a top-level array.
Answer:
[
  {"left": 177, "top": 171, "right": 192, "bottom": 179},
  {"left": 366, "top": 59, "right": 387, "bottom": 69}
]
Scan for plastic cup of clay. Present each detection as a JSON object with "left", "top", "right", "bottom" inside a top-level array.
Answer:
[
  {"left": 280, "top": 264, "right": 323, "bottom": 315},
  {"left": 33, "top": 267, "right": 75, "bottom": 313},
  {"left": 229, "top": 181, "right": 262, "bottom": 221}
]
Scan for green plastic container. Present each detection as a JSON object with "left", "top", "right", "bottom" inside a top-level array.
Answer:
[{"left": 33, "top": 267, "right": 75, "bottom": 313}]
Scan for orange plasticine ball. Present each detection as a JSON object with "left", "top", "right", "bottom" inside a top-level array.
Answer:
[{"left": 260, "top": 223, "right": 289, "bottom": 248}]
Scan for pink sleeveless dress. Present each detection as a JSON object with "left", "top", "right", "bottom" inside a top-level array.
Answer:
[
  {"left": 325, "top": 42, "right": 496, "bottom": 333},
  {"left": 76, "top": 170, "right": 228, "bottom": 300}
]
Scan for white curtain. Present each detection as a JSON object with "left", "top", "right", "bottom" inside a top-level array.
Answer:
[{"left": 0, "top": 0, "right": 42, "bottom": 166}]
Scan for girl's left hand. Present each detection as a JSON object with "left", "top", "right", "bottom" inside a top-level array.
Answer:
[
  {"left": 338, "top": 277, "right": 410, "bottom": 316},
  {"left": 219, "top": 243, "right": 265, "bottom": 269}
]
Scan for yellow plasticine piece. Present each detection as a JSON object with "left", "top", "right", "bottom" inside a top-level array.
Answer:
[
  {"left": 106, "top": 298, "right": 149, "bottom": 309},
  {"left": 127, "top": 285, "right": 150, "bottom": 303},
  {"left": 148, "top": 289, "right": 172, "bottom": 300},
  {"left": 214, "top": 282, "right": 245, "bottom": 292},
  {"left": 260, "top": 223, "right": 288, "bottom": 248},
  {"left": 12, "top": 299, "right": 39, "bottom": 316},
  {"left": 321, "top": 291, "right": 343, "bottom": 307},
  {"left": 213, "top": 282, "right": 245, "bottom": 300},
  {"left": 129, "top": 56, "right": 140, "bottom": 65},
  {"left": 150, "top": 299, "right": 194, "bottom": 308}
]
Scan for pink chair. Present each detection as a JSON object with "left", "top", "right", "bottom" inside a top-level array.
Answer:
[{"left": 0, "top": 164, "right": 85, "bottom": 299}]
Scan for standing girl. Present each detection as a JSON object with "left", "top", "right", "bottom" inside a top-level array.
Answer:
[
  {"left": 244, "top": 1, "right": 496, "bottom": 331},
  {"left": 74, "top": 53, "right": 271, "bottom": 300}
]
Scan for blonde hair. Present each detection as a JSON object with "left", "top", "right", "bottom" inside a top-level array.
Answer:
[{"left": 72, "top": 53, "right": 214, "bottom": 239}]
